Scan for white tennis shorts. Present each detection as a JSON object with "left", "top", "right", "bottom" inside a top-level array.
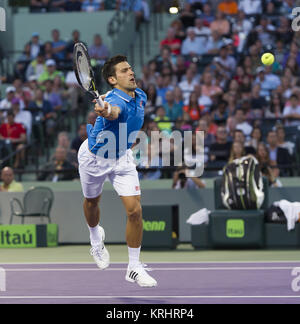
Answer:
[{"left": 78, "top": 139, "right": 141, "bottom": 198}]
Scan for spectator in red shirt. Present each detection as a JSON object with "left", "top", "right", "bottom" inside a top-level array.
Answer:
[
  {"left": 160, "top": 28, "right": 181, "bottom": 56},
  {"left": 0, "top": 110, "right": 27, "bottom": 169},
  {"left": 202, "top": 111, "right": 218, "bottom": 136}
]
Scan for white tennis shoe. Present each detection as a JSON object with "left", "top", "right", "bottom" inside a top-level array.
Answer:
[
  {"left": 126, "top": 263, "right": 157, "bottom": 287},
  {"left": 90, "top": 226, "right": 110, "bottom": 270}
]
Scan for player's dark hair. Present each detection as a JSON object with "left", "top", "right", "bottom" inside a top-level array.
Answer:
[{"left": 102, "top": 55, "right": 128, "bottom": 88}]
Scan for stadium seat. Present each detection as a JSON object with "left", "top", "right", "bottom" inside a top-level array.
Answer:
[{"left": 10, "top": 186, "right": 54, "bottom": 224}]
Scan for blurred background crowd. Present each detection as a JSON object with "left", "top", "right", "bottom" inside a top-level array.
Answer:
[{"left": 0, "top": 0, "right": 300, "bottom": 189}]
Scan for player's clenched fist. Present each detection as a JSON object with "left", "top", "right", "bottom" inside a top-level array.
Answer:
[{"left": 93, "top": 99, "right": 111, "bottom": 118}]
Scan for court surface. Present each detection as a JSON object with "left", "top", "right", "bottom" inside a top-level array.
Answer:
[{"left": 0, "top": 245, "right": 300, "bottom": 304}]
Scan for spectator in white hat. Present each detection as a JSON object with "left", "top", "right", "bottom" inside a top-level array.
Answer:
[
  {"left": 0, "top": 87, "right": 16, "bottom": 123},
  {"left": 38, "top": 59, "right": 65, "bottom": 83},
  {"left": 0, "top": 87, "right": 25, "bottom": 123}
]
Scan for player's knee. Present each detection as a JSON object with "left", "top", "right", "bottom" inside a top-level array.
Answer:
[
  {"left": 85, "top": 197, "right": 100, "bottom": 209},
  {"left": 127, "top": 205, "right": 142, "bottom": 223}
]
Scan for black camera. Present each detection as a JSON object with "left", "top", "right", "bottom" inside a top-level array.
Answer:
[{"left": 178, "top": 172, "right": 186, "bottom": 180}]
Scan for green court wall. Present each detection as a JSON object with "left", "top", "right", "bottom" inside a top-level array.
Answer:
[{"left": 0, "top": 180, "right": 300, "bottom": 244}]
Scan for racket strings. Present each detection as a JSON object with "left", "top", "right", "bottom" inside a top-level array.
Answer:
[{"left": 77, "top": 50, "right": 92, "bottom": 90}]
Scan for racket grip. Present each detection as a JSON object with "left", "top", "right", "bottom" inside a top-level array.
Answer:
[
  {"left": 96, "top": 96, "right": 104, "bottom": 108},
  {"left": 106, "top": 102, "right": 112, "bottom": 115},
  {"left": 96, "top": 97, "right": 112, "bottom": 115}
]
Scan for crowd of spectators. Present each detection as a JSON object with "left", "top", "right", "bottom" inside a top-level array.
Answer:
[
  {"left": 135, "top": 0, "right": 300, "bottom": 186},
  {"left": 1, "top": 0, "right": 300, "bottom": 185},
  {"left": 29, "top": 0, "right": 150, "bottom": 27},
  {"left": 29, "top": 0, "right": 151, "bottom": 31},
  {"left": 0, "top": 26, "right": 108, "bottom": 173}
]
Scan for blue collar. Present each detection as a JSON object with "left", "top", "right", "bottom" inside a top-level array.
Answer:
[{"left": 113, "top": 88, "right": 139, "bottom": 102}]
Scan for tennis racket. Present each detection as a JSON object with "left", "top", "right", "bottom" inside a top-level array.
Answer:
[{"left": 73, "top": 42, "right": 111, "bottom": 114}]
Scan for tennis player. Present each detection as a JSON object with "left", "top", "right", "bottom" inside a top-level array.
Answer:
[{"left": 78, "top": 55, "right": 157, "bottom": 287}]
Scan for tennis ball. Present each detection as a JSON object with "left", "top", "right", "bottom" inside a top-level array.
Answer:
[{"left": 261, "top": 53, "right": 275, "bottom": 66}]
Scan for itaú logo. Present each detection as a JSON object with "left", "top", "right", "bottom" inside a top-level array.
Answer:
[{"left": 0, "top": 7, "right": 6, "bottom": 32}]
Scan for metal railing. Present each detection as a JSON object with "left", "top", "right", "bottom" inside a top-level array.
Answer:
[
  {"left": 107, "top": 10, "right": 131, "bottom": 37},
  {"left": 128, "top": 3, "right": 165, "bottom": 70},
  {"left": 5, "top": 160, "right": 300, "bottom": 182},
  {"left": 1, "top": 115, "right": 299, "bottom": 180},
  {"left": 0, "top": 140, "right": 39, "bottom": 172},
  {"left": 107, "top": 0, "right": 138, "bottom": 36},
  {"left": 0, "top": 107, "right": 74, "bottom": 175}
]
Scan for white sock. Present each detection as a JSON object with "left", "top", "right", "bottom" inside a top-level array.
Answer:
[
  {"left": 128, "top": 246, "right": 141, "bottom": 268},
  {"left": 88, "top": 225, "right": 102, "bottom": 248}
]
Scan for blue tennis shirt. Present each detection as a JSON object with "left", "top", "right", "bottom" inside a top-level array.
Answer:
[{"left": 87, "top": 88, "right": 146, "bottom": 159}]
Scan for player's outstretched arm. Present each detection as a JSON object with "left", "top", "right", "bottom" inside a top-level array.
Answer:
[{"left": 93, "top": 100, "right": 121, "bottom": 121}]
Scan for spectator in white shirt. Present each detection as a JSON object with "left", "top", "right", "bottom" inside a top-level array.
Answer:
[
  {"left": 179, "top": 68, "right": 198, "bottom": 105},
  {"left": 141, "top": 0, "right": 150, "bottom": 22},
  {"left": 0, "top": 87, "right": 25, "bottom": 113},
  {"left": 238, "top": 0, "right": 262, "bottom": 15},
  {"left": 283, "top": 94, "right": 300, "bottom": 126},
  {"left": 254, "top": 67, "right": 279, "bottom": 97},
  {"left": 88, "top": 34, "right": 110, "bottom": 65},
  {"left": 29, "top": 32, "right": 42, "bottom": 59},
  {"left": 65, "top": 70, "right": 84, "bottom": 113},
  {"left": 264, "top": 65, "right": 281, "bottom": 87},
  {"left": 181, "top": 27, "right": 206, "bottom": 56},
  {"left": 194, "top": 84, "right": 212, "bottom": 110},
  {"left": 81, "top": 0, "right": 104, "bottom": 12},
  {"left": 232, "top": 10, "right": 253, "bottom": 52},
  {"left": 234, "top": 108, "right": 253, "bottom": 138},
  {"left": 255, "top": 16, "right": 276, "bottom": 48},
  {"left": 180, "top": 62, "right": 201, "bottom": 83},
  {"left": 193, "top": 18, "right": 211, "bottom": 37},
  {"left": 204, "top": 31, "right": 224, "bottom": 55},
  {"left": 11, "top": 98, "right": 32, "bottom": 140},
  {"left": 0, "top": 87, "right": 16, "bottom": 112},
  {"left": 276, "top": 124, "right": 295, "bottom": 156},
  {"left": 213, "top": 45, "right": 237, "bottom": 77},
  {"left": 232, "top": 10, "right": 253, "bottom": 34}
]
